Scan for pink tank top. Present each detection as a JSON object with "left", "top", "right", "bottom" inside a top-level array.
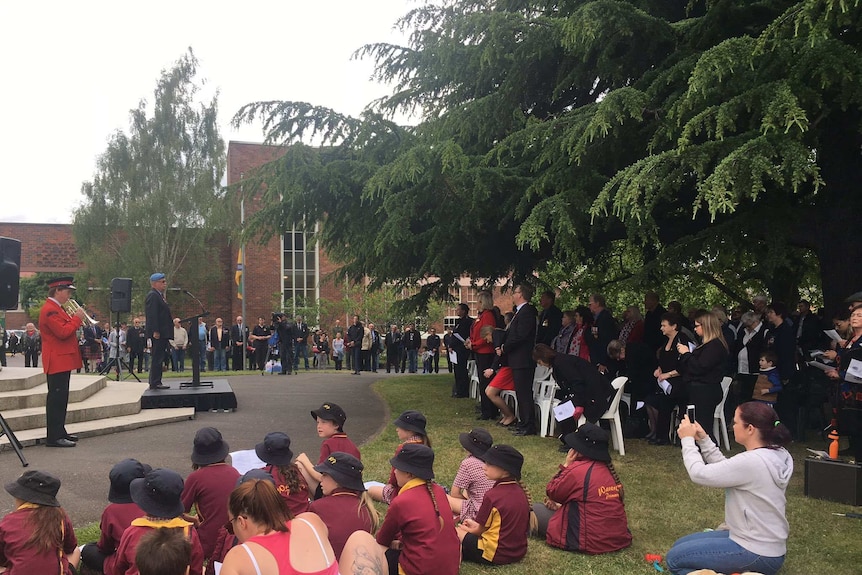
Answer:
[{"left": 241, "top": 517, "right": 339, "bottom": 575}]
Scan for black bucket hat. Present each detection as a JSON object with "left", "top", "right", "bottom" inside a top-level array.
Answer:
[
  {"left": 108, "top": 459, "right": 147, "bottom": 504},
  {"left": 459, "top": 428, "right": 493, "bottom": 459},
  {"left": 236, "top": 469, "right": 275, "bottom": 488},
  {"left": 5, "top": 470, "right": 61, "bottom": 507},
  {"left": 393, "top": 410, "right": 427, "bottom": 436},
  {"left": 255, "top": 432, "right": 294, "bottom": 466},
  {"left": 130, "top": 468, "right": 184, "bottom": 518},
  {"left": 481, "top": 444, "right": 524, "bottom": 480},
  {"left": 313, "top": 452, "right": 365, "bottom": 492},
  {"left": 191, "top": 427, "right": 230, "bottom": 466},
  {"left": 311, "top": 403, "right": 347, "bottom": 428},
  {"left": 390, "top": 443, "right": 435, "bottom": 481},
  {"left": 564, "top": 423, "right": 611, "bottom": 463}
]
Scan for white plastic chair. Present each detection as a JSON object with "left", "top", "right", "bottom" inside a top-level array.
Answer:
[
  {"left": 500, "top": 390, "right": 519, "bottom": 419},
  {"left": 578, "top": 376, "right": 628, "bottom": 456},
  {"left": 535, "top": 376, "right": 560, "bottom": 437},
  {"left": 467, "top": 360, "right": 480, "bottom": 400},
  {"left": 713, "top": 376, "right": 733, "bottom": 450}
]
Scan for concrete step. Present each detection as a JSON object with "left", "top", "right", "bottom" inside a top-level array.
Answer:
[
  {"left": 0, "top": 407, "right": 196, "bottom": 448},
  {"left": 1, "top": 380, "right": 156, "bottom": 432},
  {"left": 0, "top": 367, "right": 46, "bottom": 392},
  {"left": 0, "top": 374, "right": 106, "bottom": 411}
]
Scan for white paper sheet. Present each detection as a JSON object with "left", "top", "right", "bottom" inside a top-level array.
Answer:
[
  {"left": 229, "top": 449, "right": 266, "bottom": 475},
  {"left": 688, "top": 342, "right": 696, "bottom": 353},
  {"left": 553, "top": 400, "right": 575, "bottom": 421},
  {"left": 846, "top": 359, "right": 862, "bottom": 383},
  {"left": 658, "top": 379, "right": 672, "bottom": 395},
  {"left": 823, "top": 329, "right": 843, "bottom": 342},
  {"left": 449, "top": 350, "right": 458, "bottom": 365},
  {"left": 806, "top": 361, "right": 834, "bottom": 372},
  {"left": 213, "top": 561, "right": 222, "bottom": 575},
  {"left": 364, "top": 481, "right": 386, "bottom": 489}
]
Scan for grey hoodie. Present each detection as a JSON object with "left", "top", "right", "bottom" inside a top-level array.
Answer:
[{"left": 681, "top": 436, "right": 793, "bottom": 557}]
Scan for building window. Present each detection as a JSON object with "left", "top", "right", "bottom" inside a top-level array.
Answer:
[
  {"left": 465, "top": 287, "right": 478, "bottom": 316},
  {"left": 282, "top": 226, "right": 318, "bottom": 312}
]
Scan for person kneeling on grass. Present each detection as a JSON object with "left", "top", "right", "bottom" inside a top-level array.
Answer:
[
  {"left": 532, "top": 423, "right": 632, "bottom": 555},
  {"left": 457, "top": 444, "right": 536, "bottom": 566},
  {"left": 666, "top": 402, "right": 792, "bottom": 575}
]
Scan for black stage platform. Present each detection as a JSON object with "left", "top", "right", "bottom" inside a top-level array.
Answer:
[{"left": 140, "top": 379, "right": 237, "bottom": 412}]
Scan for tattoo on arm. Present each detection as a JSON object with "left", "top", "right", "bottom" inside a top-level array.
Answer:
[{"left": 350, "top": 546, "right": 386, "bottom": 575}]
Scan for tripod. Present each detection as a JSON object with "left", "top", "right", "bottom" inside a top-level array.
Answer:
[
  {"left": 99, "top": 313, "right": 140, "bottom": 382},
  {"left": 0, "top": 410, "right": 28, "bottom": 467}
]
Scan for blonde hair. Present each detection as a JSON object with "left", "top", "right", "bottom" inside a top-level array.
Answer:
[
  {"left": 477, "top": 291, "right": 494, "bottom": 312},
  {"left": 695, "top": 311, "right": 728, "bottom": 351},
  {"left": 358, "top": 491, "right": 380, "bottom": 532}
]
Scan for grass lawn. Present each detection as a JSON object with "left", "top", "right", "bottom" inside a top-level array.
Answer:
[{"left": 73, "top": 374, "right": 861, "bottom": 574}]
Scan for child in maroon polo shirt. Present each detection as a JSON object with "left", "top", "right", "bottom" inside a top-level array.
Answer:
[
  {"left": 457, "top": 444, "right": 536, "bottom": 565},
  {"left": 255, "top": 431, "right": 313, "bottom": 516},
  {"left": 296, "top": 402, "right": 361, "bottom": 497},
  {"left": 180, "top": 427, "right": 240, "bottom": 561},
  {"left": 309, "top": 452, "right": 378, "bottom": 560},
  {"left": 368, "top": 410, "right": 432, "bottom": 504},
  {"left": 80, "top": 459, "right": 148, "bottom": 574}
]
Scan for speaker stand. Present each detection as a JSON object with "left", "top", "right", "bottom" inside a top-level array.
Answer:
[
  {"left": 0, "top": 411, "right": 28, "bottom": 467},
  {"left": 100, "top": 313, "right": 140, "bottom": 382}
]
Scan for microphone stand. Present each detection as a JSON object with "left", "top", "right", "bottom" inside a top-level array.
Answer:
[{"left": 178, "top": 290, "right": 213, "bottom": 389}]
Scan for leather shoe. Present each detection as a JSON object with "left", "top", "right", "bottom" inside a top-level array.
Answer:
[
  {"left": 64, "top": 434, "right": 79, "bottom": 442},
  {"left": 150, "top": 384, "right": 170, "bottom": 390},
  {"left": 512, "top": 428, "right": 538, "bottom": 436},
  {"left": 46, "top": 439, "right": 76, "bottom": 448}
]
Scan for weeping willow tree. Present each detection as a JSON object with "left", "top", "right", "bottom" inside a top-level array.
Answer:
[
  {"left": 234, "top": 0, "right": 862, "bottom": 314},
  {"left": 73, "top": 49, "right": 229, "bottom": 303}
]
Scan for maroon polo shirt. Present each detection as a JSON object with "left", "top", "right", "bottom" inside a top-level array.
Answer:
[
  {"left": 181, "top": 463, "right": 240, "bottom": 560},
  {"left": 473, "top": 480, "right": 530, "bottom": 564},
  {"left": 318, "top": 433, "right": 361, "bottom": 463},
  {"left": 109, "top": 518, "right": 203, "bottom": 575},
  {"left": 96, "top": 502, "right": 146, "bottom": 574},
  {"left": 309, "top": 489, "right": 373, "bottom": 559},
  {"left": 0, "top": 505, "right": 77, "bottom": 575}
]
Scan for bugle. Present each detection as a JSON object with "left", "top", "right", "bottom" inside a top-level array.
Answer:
[{"left": 62, "top": 299, "right": 98, "bottom": 327}]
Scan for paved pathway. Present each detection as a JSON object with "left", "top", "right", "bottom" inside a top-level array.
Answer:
[{"left": 0, "top": 355, "right": 389, "bottom": 525}]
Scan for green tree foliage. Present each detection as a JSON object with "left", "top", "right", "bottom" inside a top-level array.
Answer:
[
  {"left": 235, "top": 1, "right": 861, "bottom": 313},
  {"left": 73, "top": 49, "right": 228, "bottom": 306}
]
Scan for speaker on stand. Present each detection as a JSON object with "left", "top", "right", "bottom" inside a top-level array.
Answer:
[
  {"left": 105, "top": 278, "right": 139, "bottom": 382},
  {"left": 0, "top": 237, "right": 27, "bottom": 466}
]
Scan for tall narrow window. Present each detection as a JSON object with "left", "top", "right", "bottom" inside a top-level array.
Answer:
[{"left": 282, "top": 226, "right": 318, "bottom": 313}]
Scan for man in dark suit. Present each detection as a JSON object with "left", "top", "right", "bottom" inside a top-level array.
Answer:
[
  {"left": 589, "top": 292, "right": 617, "bottom": 374},
  {"left": 384, "top": 325, "right": 402, "bottom": 373},
  {"left": 452, "top": 304, "right": 473, "bottom": 396},
  {"left": 294, "top": 315, "right": 310, "bottom": 371},
  {"left": 501, "top": 284, "right": 538, "bottom": 435},
  {"left": 536, "top": 290, "right": 562, "bottom": 346},
  {"left": 126, "top": 316, "right": 145, "bottom": 373},
  {"left": 230, "top": 315, "right": 248, "bottom": 371},
  {"left": 346, "top": 315, "right": 364, "bottom": 375},
  {"left": 144, "top": 273, "right": 173, "bottom": 390}
]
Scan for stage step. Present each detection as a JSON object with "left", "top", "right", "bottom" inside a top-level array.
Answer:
[
  {"left": 0, "top": 367, "right": 48, "bottom": 393},
  {"left": 0, "top": 373, "right": 106, "bottom": 411},
  {"left": 0, "top": 408, "right": 196, "bottom": 448}
]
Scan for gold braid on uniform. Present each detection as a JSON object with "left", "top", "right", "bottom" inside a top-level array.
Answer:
[
  {"left": 606, "top": 461, "right": 624, "bottom": 503},
  {"left": 517, "top": 480, "right": 539, "bottom": 536},
  {"left": 426, "top": 482, "right": 444, "bottom": 531}
]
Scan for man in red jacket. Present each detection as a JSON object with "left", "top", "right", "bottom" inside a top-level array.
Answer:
[{"left": 39, "top": 276, "right": 86, "bottom": 447}]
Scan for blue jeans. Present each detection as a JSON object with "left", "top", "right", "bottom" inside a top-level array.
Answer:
[
  {"left": 213, "top": 348, "right": 227, "bottom": 371},
  {"left": 666, "top": 530, "right": 785, "bottom": 575},
  {"left": 407, "top": 349, "right": 418, "bottom": 373},
  {"left": 294, "top": 342, "right": 309, "bottom": 370},
  {"left": 171, "top": 348, "right": 185, "bottom": 372},
  {"left": 199, "top": 340, "right": 207, "bottom": 370}
]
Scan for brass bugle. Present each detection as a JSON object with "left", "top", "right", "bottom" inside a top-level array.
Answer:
[{"left": 62, "top": 299, "right": 98, "bottom": 327}]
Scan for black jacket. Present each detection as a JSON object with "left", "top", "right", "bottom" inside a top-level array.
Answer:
[{"left": 145, "top": 288, "right": 173, "bottom": 339}]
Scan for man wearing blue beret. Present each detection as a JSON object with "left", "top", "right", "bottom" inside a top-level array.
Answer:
[{"left": 145, "top": 273, "right": 173, "bottom": 390}]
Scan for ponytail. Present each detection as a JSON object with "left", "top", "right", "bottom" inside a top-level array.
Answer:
[
  {"left": 26, "top": 505, "right": 66, "bottom": 552},
  {"left": 358, "top": 491, "right": 380, "bottom": 533},
  {"left": 426, "top": 482, "right": 444, "bottom": 531},
  {"left": 606, "top": 461, "right": 625, "bottom": 503},
  {"left": 517, "top": 480, "right": 539, "bottom": 537}
]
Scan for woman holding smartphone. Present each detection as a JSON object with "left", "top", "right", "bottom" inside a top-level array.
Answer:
[{"left": 676, "top": 311, "right": 729, "bottom": 437}]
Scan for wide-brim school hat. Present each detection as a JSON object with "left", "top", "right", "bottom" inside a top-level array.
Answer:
[
  {"left": 5, "top": 470, "right": 61, "bottom": 507},
  {"left": 390, "top": 443, "right": 434, "bottom": 481},
  {"left": 480, "top": 444, "right": 524, "bottom": 480},
  {"left": 236, "top": 469, "right": 275, "bottom": 488},
  {"left": 311, "top": 403, "right": 347, "bottom": 427},
  {"left": 313, "top": 452, "right": 365, "bottom": 492},
  {"left": 108, "top": 459, "right": 147, "bottom": 504},
  {"left": 459, "top": 428, "right": 493, "bottom": 459},
  {"left": 191, "top": 427, "right": 230, "bottom": 466},
  {"left": 393, "top": 410, "right": 427, "bottom": 436},
  {"left": 130, "top": 468, "right": 184, "bottom": 518},
  {"left": 564, "top": 423, "right": 611, "bottom": 462},
  {"left": 255, "top": 432, "right": 294, "bottom": 466}
]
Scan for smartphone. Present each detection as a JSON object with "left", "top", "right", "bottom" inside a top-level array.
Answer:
[{"left": 686, "top": 404, "right": 696, "bottom": 423}]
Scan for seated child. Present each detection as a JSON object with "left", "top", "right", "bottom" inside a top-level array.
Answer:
[
  {"left": 309, "top": 452, "right": 379, "bottom": 559},
  {"left": 255, "top": 432, "right": 314, "bottom": 516},
  {"left": 457, "top": 445, "right": 535, "bottom": 566},
  {"left": 447, "top": 428, "right": 496, "bottom": 522},
  {"left": 111, "top": 468, "right": 204, "bottom": 575},
  {"left": 296, "top": 403, "right": 361, "bottom": 497},
  {"left": 80, "top": 459, "right": 148, "bottom": 574},
  {"left": 376, "top": 444, "right": 460, "bottom": 575},
  {"left": 532, "top": 423, "right": 632, "bottom": 554},
  {"left": 753, "top": 350, "right": 782, "bottom": 406},
  {"left": 0, "top": 470, "right": 79, "bottom": 575},
  {"left": 368, "top": 410, "right": 431, "bottom": 504},
  {"left": 134, "top": 528, "right": 191, "bottom": 575}
]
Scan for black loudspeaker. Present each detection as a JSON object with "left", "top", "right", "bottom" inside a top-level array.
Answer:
[
  {"left": 110, "top": 277, "right": 133, "bottom": 313},
  {"left": 0, "top": 237, "right": 22, "bottom": 311}
]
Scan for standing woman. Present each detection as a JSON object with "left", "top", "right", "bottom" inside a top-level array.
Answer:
[
  {"left": 645, "top": 312, "right": 691, "bottom": 445},
  {"left": 676, "top": 310, "right": 729, "bottom": 435},
  {"left": 0, "top": 470, "right": 79, "bottom": 574},
  {"left": 568, "top": 306, "right": 594, "bottom": 362},
  {"left": 466, "top": 290, "right": 502, "bottom": 420},
  {"left": 39, "top": 276, "right": 86, "bottom": 448},
  {"left": 825, "top": 304, "right": 862, "bottom": 458},
  {"left": 667, "top": 402, "right": 792, "bottom": 575}
]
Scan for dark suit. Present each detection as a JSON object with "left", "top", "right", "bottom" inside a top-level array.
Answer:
[
  {"left": 503, "top": 303, "right": 537, "bottom": 430},
  {"left": 346, "top": 321, "right": 364, "bottom": 374},
  {"left": 230, "top": 323, "right": 248, "bottom": 371},
  {"left": 385, "top": 330, "right": 402, "bottom": 373},
  {"left": 126, "top": 325, "right": 145, "bottom": 373},
  {"left": 452, "top": 316, "right": 473, "bottom": 396},
  {"left": 592, "top": 308, "right": 617, "bottom": 366},
  {"left": 294, "top": 321, "right": 310, "bottom": 371},
  {"left": 144, "top": 287, "right": 173, "bottom": 389},
  {"left": 536, "top": 304, "right": 563, "bottom": 347}
]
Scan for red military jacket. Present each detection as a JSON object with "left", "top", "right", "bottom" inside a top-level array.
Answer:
[{"left": 39, "top": 298, "right": 83, "bottom": 374}]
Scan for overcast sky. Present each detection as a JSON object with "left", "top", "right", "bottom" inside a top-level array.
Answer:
[{"left": 0, "top": 0, "right": 412, "bottom": 224}]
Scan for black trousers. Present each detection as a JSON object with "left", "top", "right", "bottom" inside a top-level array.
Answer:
[
  {"left": 453, "top": 350, "right": 470, "bottom": 397},
  {"left": 148, "top": 338, "right": 169, "bottom": 388},
  {"left": 254, "top": 346, "right": 268, "bottom": 371},
  {"left": 353, "top": 345, "right": 362, "bottom": 374},
  {"left": 46, "top": 371, "right": 71, "bottom": 442},
  {"left": 80, "top": 542, "right": 108, "bottom": 572},
  {"left": 386, "top": 347, "right": 400, "bottom": 372},
  {"left": 688, "top": 382, "right": 722, "bottom": 440},
  {"left": 129, "top": 347, "right": 144, "bottom": 372},
  {"left": 279, "top": 343, "right": 294, "bottom": 374},
  {"left": 512, "top": 366, "right": 536, "bottom": 429},
  {"left": 475, "top": 352, "right": 497, "bottom": 418},
  {"left": 24, "top": 350, "right": 39, "bottom": 368}
]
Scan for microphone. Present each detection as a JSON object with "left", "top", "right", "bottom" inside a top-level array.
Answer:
[{"left": 167, "top": 287, "right": 184, "bottom": 291}]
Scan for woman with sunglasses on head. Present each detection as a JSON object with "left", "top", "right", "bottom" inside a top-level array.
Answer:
[
  {"left": 676, "top": 310, "right": 729, "bottom": 437},
  {"left": 667, "top": 402, "right": 792, "bottom": 575}
]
